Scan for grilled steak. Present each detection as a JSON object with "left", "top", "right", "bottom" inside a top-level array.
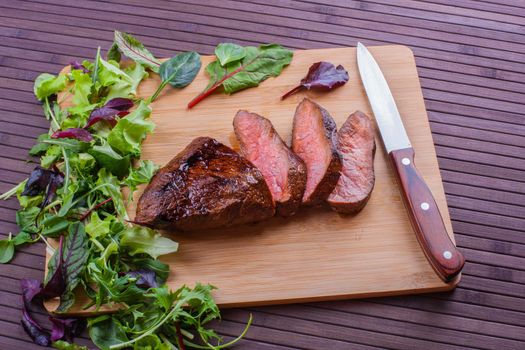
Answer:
[
  {"left": 135, "top": 137, "right": 275, "bottom": 231},
  {"left": 292, "top": 98, "right": 341, "bottom": 205},
  {"left": 328, "top": 111, "right": 376, "bottom": 214},
  {"left": 234, "top": 110, "right": 306, "bottom": 216}
]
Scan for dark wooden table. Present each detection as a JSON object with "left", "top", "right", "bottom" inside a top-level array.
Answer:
[{"left": 1, "top": 1, "right": 524, "bottom": 349}]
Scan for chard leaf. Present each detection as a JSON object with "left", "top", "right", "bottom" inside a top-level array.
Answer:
[
  {"left": 215, "top": 43, "right": 246, "bottom": 66},
  {"left": 120, "top": 226, "right": 178, "bottom": 259},
  {"left": 0, "top": 239, "right": 15, "bottom": 263},
  {"left": 107, "top": 101, "right": 154, "bottom": 157},
  {"left": 34, "top": 73, "right": 67, "bottom": 101},
  {"left": 188, "top": 43, "right": 292, "bottom": 108},
  {"left": 114, "top": 31, "right": 161, "bottom": 73}
]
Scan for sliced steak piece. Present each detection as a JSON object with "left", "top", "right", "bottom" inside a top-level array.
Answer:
[
  {"left": 328, "top": 111, "right": 376, "bottom": 214},
  {"left": 234, "top": 110, "right": 307, "bottom": 216},
  {"left": 292, "top": 98, "right": 342, "bottom": 205},
  {"left": 135, "top": 137, "right": 275, "bottom": 231}
]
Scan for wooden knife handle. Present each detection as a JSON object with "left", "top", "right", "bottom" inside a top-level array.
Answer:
[{"left": 390, "top": 147, "right": 465, "bottom": 282}]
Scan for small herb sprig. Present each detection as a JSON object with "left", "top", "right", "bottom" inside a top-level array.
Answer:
[{"left": 0, "top": 31, "right": 250, "bottom": 350}]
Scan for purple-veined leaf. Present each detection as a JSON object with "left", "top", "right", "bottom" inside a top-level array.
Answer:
[
  {"left": 21, "top": 309, "right": 51, "bottom": 346},
  {"left": 20, "top": 278, "right": 42, "bottom": 306},
  {"left": 104, "top": 98, "right": 133, "bottom": 111},
  {"left": 40, "top": 235, "right": 66, "bottom": 299},
  {"left": 126, "top": 269, "right": 158, "bottom": 289},
  {"left": 22, "top": 167, "right": 53, "bottom": 196},
  {"left": 85, "top": 98, "right": 133, "bottom": 128},
  {"left": 49, "top": 317, "right": 85, "bottom": 342},
  {"left": 52, "top": 128, "right": 93, "bottom": 142},
  {"left": 281, "top": 61, "right": 349, "bottom": 100}
]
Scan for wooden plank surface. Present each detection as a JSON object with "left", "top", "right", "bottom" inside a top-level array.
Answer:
[{"left": 0, "top": 0, "right": 524, "bottom": 348}]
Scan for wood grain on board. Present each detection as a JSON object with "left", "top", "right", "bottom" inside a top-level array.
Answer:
[{"left": 45, "top": 45, "right": 458, "bottom": 314}]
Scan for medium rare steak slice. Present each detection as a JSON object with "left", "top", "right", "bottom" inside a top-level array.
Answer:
[
  {"left": 234, "top": 110, "right": 306, "bottom": 216},
  {"left": 292, "top": 98, "right": 341, "bottom": 205},
  {"left": 135, "top": 137, "right": 275, "bottom": 231},
  {"left": 328, "top": 111, "right": 376, "bottom": 214}
]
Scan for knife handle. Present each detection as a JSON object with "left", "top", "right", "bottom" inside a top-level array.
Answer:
[{"left": 390, "top": 147, "right": 465, "bottom": 282}]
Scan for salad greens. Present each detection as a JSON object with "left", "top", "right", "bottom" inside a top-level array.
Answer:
[
  {"left": 0, "top": 31, "right": 253, "bottom": 349},
  {"left": 187, "top": 43, "right": 293, "bottom": 109}
]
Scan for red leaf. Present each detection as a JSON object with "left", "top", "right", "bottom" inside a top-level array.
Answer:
[
  {"left": 52, "top": 128, "right": 93, "bottom": 142},
  {"left": 281, "top": 61, "right": 349, "bottom": 100}
]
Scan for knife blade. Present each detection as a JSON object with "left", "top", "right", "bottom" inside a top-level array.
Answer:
[{"left": 357, "top": 43, "right": 464, "bottom": 282}]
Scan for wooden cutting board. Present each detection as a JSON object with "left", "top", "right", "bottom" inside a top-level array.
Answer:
[{"left": 45, "top": 45, "right": 459, "bottom": 314}]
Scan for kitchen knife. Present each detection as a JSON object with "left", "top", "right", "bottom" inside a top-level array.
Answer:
[{"left": 356, "top": 43, "right": 465, "bottom": 282}]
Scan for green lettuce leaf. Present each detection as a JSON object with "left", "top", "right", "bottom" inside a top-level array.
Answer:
[
  {"left": 0, "top": 239, "right": 15, "bottom": 264},
  {"left": 70, "top": 70, "right": 92, "bottom": 107},
  {"left": 107, "top": 101, "right": 154, "bottom": 157},
  {"left": 34, "top": 73, "right": 68, "bottom": 100},
  {"left": 89, "top": 142, "right": 131, "bottom": 178},
  {"left": 120, "top": 226, "right": 178, "bottom": 259},
  {"left": 85, "top": 212, "right": 113, "bottom": 239}
]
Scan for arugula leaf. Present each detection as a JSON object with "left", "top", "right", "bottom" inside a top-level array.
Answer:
[
  {"left": 16, "top": 207, "right": 40, "bottom": 233},
  {"left": 124, "top": 160, "right": 159, "bottom": 194},
  {"left": 188, "top": 43, "right": 293, "bottom": 108},
  {"left": 34, "top": 73, "right": 68, "bottom": 101},
  {"left": 12, "top": 231, "right": 35, "bottom": 246},
  {"left": 114, "top": 31, "right": 161, "bottom": 73},
  {"left": 107, "top": 101, "right": 154, "bottom": 157},
  {"left": 96, "top": 168, "right": 128, "bottom": 219},
  {"left": 215, "top": 43, "right": 246, "bottom": 66},
  {"left": 56, "top": 222, "right": 89, "bottom": 313},
  {"left": 40, "top": 214, "right": 69, "bottom": 237},
  {"left": 149, "top": 52, "right": 201, "bottom": 102},
  {"left": 120, "top": 226, "right": 178, "bottom": 259},
  {"left": 29, "top": 134, "right": 52, "bottom": 156},
  {"left": 0, "top": 238, "right": 15, "bottom": 263},
  {"left": 52, "top": 340, "right": 88, "bottom": 350}
]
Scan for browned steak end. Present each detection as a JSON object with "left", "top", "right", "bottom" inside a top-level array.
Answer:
[
  {"left": 328, "top": 111, "right": 376, "bottom": 214},
  {"left": 135, "top": 137, "right": 275, "bottom": 231},
  {"left": 292, "top": 98, "right": 341, "bottom": 205},
  {"left": 234, "top": 110, "right": 306, "bottom": 216}
]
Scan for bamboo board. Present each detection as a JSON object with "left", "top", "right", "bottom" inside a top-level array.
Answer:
[{"left": 46, "top": 45, "right": 459, "bottom": 314}]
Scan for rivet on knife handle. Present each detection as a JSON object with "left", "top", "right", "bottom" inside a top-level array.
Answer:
[{"left": 390, "top": 147, "right": 465, "bottom": 282}]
